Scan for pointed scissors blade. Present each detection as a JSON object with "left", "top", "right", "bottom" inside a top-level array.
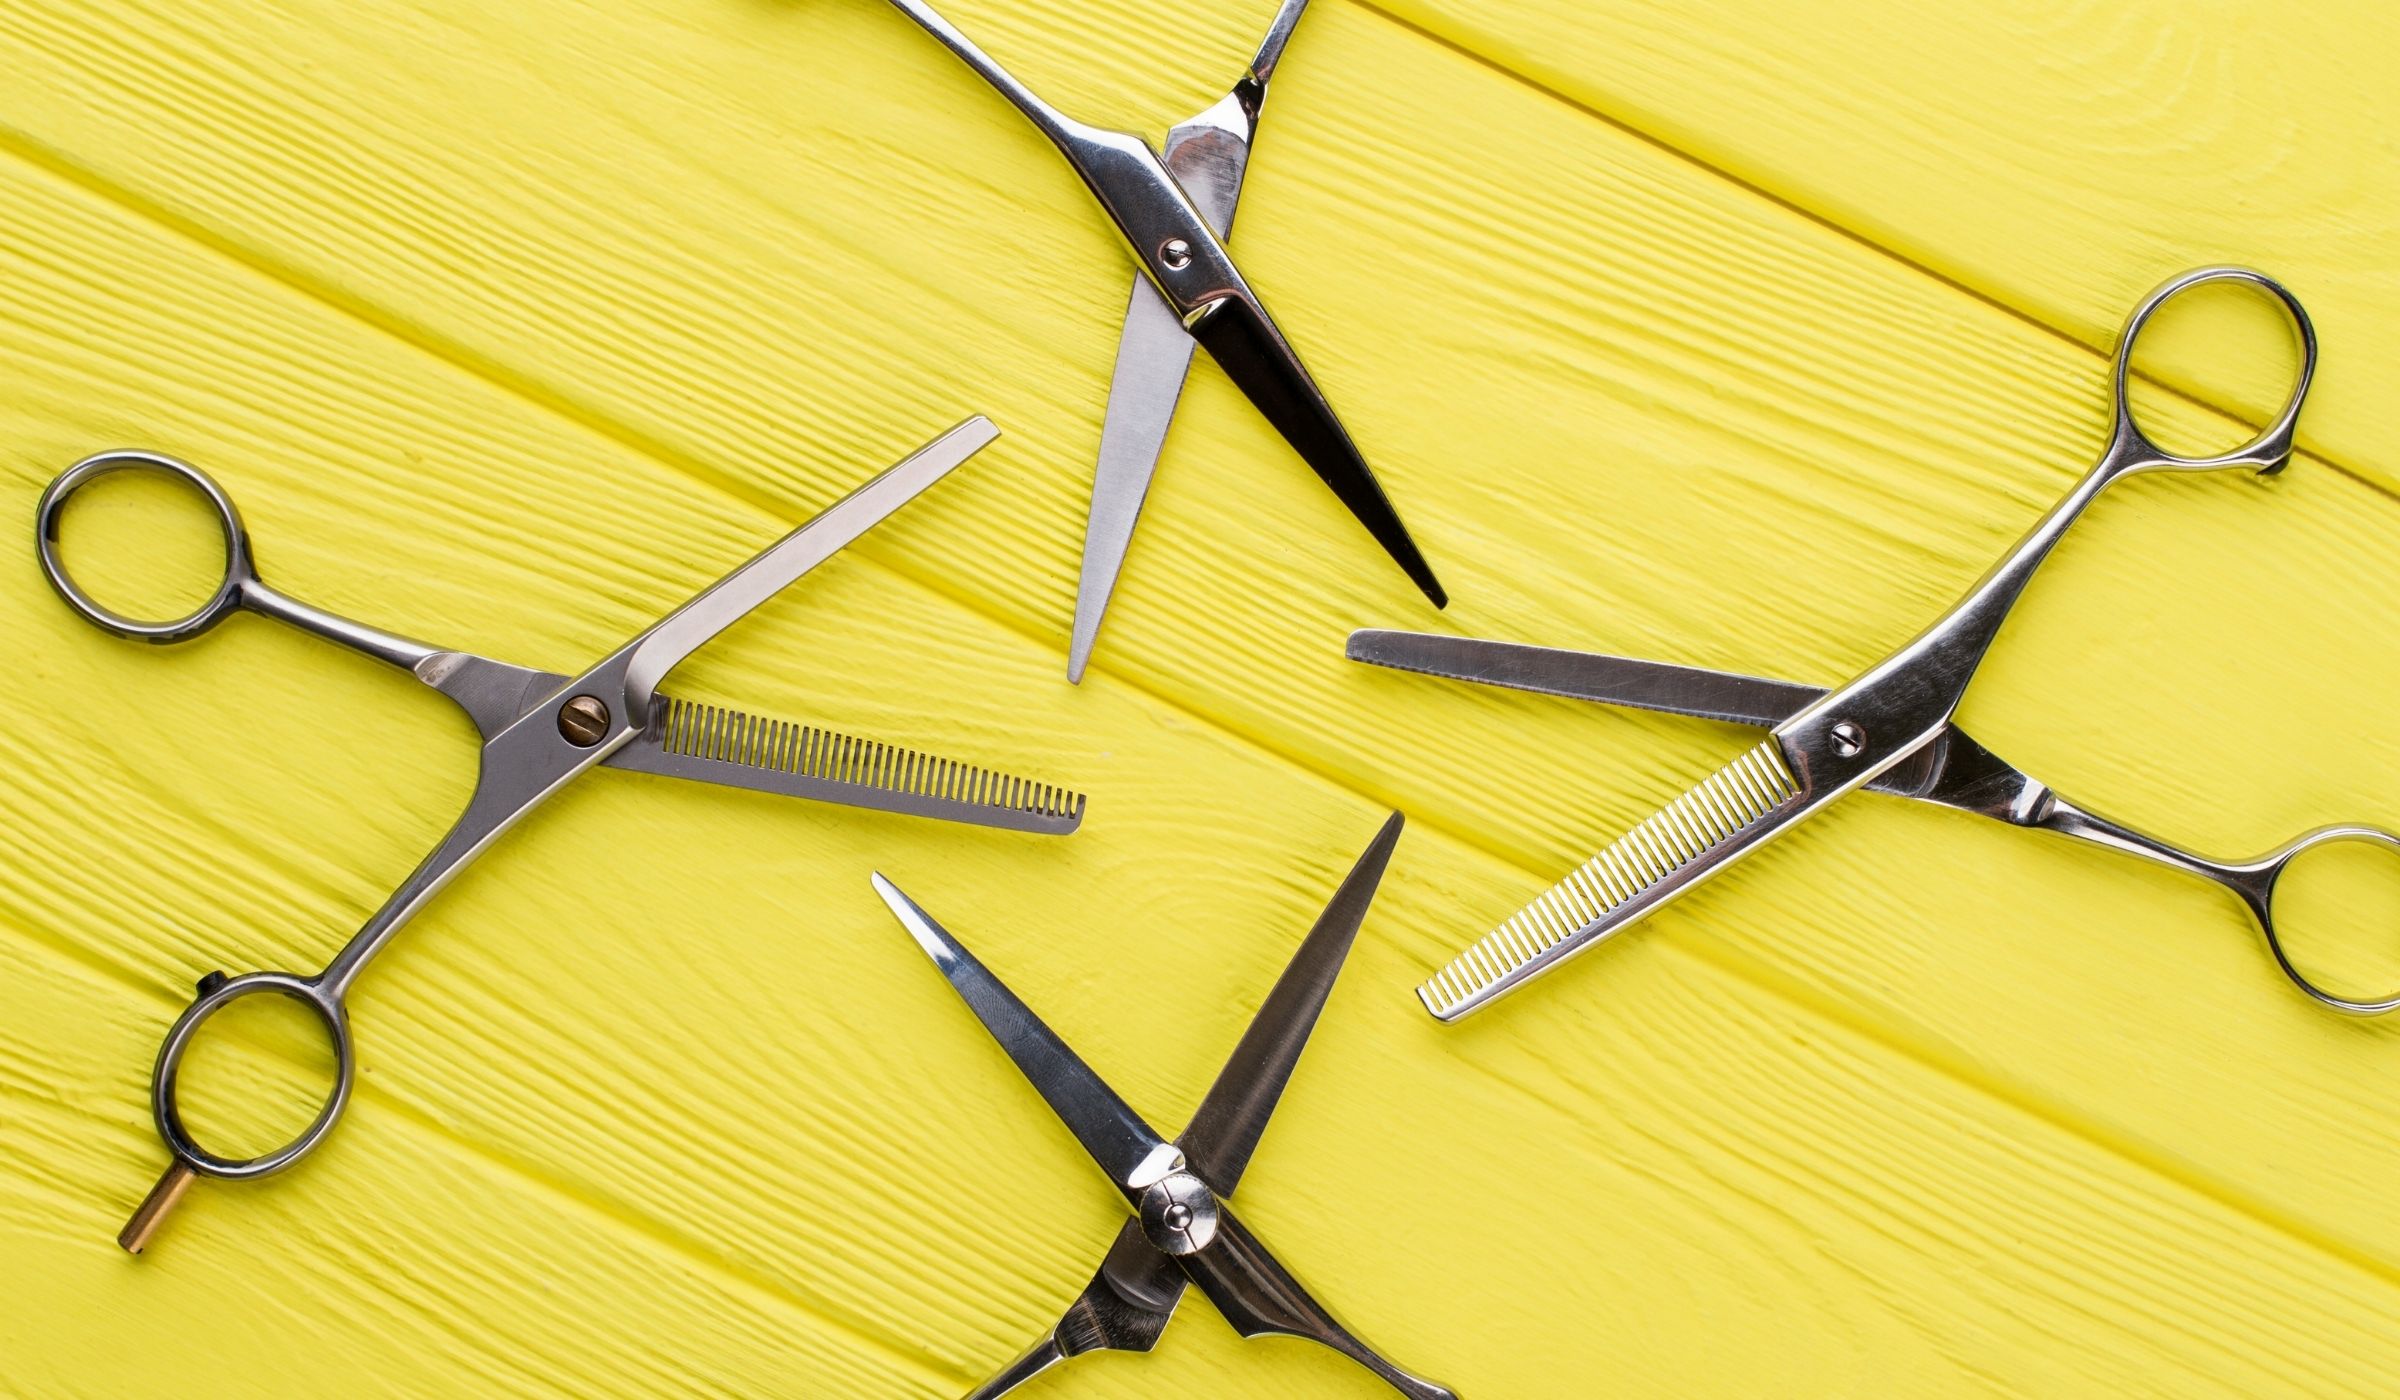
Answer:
[
  {"left": 1070, "top": 66, "right": 1277, "bottom": 684},
  {"left": 1179, "top": 812, "right": 1399, "bottom": 1192},
  {"left": 1347, "top": 629, "right": 1819, "bottom": 729},
  {"left": 1185, "top": 294, "right": 1446, "bottom": 610},
  {"left": 1344, "top": 628, "right": 1997, "bottom": 810},
  {"left": 617, "top": 417, "right": 995, "bottom": 713},
  {"left": 872, "top": 875, "right": 1176, "bottom": 1194}
]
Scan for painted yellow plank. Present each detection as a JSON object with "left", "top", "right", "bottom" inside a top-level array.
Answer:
[
  {"left": 6, "top": 0, "right": 2399, "bottom": 1289},
  {"left": 2, "top": 1, "right": 2399, "bottom": 1397},
  {"left": 32, "top": 142, "right": 2394, "bottom": 1397},
  {"left": 1382, "top": 0, "right": 2400, "bottom": 487}
]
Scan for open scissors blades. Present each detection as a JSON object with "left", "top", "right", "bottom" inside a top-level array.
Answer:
[
  {"left": 871, "top": 0, "right": 1446, "bottom": 682},
  {"left": 873, "top": 814, "right": 1457, "bottom": 1399},
  {"left": 39, "top": 418, "right": 1086, "bottom": 1250},
  {"left": 1346, "top": 267, "right": 2320, "bottom": 1022}
]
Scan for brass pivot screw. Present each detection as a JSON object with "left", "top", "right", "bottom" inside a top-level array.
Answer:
[{"left": 558, "top": 695, "right": 611, "bottom": 746}]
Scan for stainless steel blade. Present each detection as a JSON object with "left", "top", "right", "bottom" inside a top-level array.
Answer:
[
  {"left": 1342, "top": 629, "right": 2014, "bottom": 818},
  {"left": 1184, "top": 295, "right": 1444, "bottom": 608},
  {"left": 1346, "top": 629, "right": 1818, "bottom": 729},
  {"left": 873, "top": 875, "right": 1178, "bottom": 1194},
  {"left": 1179, "top": 813, "right": 1398, "bottom": 1192},
  {"left": 619, "top": 417, "right": 995, "bottom": 712},
  {"left": 1069, "top": 106, "right": 1257, "bottom": 684},
  {"left": 610, "top": 696, "right": 1084, "bottom": 835}
]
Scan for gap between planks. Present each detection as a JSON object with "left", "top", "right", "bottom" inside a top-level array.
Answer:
[{"left": 2, "top": 25, "right": 2394, "bottom": 1335}]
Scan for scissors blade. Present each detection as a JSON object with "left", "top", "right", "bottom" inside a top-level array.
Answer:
[
  {"left": 1184, "top": 293, "right": 1446, "bottom": 610},
  {"left": 1073, "top": 277, "right": 1202, "bottom": 685},
  {"left": 1069, "top": 90, "right": 1274, "bottom": 684},
  {"left": 1178, "top": 1205, "right": 1458, "bottom": 1400},
  {"left": 1347, "top": 629, "right": 1822, "bottom": 729},
  {"left": 872, "top": 875, "right": 1177, "bottom": 1195},
  {"left": 1179, "top": 812, "right": 1399, "bottom": 1192},
  {"left": 1343, "top": 629, "right": 2018, "bottom": 819},
  {"left": 616, "top": 417, "right": 995, "bottom": 713},
  {"left": 607, "top": 697, "right": 1084, "bottom": 834}
]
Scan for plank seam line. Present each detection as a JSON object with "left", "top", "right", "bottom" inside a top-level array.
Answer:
[
  {"left": 1341, "top": 0, "right": 2400, "bottom": 509},
  {"left": 4, "top": 120, "right": 2395, "bottom": 1301}
]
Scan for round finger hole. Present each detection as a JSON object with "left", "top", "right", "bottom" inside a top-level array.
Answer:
[
  {"left": 2122, "top": 277, "right": 2307, "bottom": 460},
  {"left": 2268, "top": 836, "right": 2400, "bottom": 1007},
  {"left": 169, "top": 986, "right": 346, "bottom": 1163},
  {"left": 47, "top": 466, "right": 232, "bottom": 627}
]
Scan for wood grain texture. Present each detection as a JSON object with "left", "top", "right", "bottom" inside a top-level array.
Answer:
[
  {"left": 1, "top": 0, "right": 2396, "bottom": 1395},
  {"left": 1377, "top": 0, "right": 2400, "bottom": 488}
]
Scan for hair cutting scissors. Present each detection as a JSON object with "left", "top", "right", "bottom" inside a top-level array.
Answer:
[
  {"left": 36, "top": 420, "right": 1086, "bottom": 1251},
  {"left": 1345, "top": 268, "right": 2384, "bottom": 1022},
  {"left": 872, "top": 813, "right": 1458, "bottom": 1398},
  {"left": 859, "top": 0, "right": 1447, "bottom": 681}
]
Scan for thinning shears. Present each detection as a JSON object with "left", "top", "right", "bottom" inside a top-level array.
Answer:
[
  {"left": 872, "top": 814, "right": 1457, "bottom": 1398},
  {"left": 36, "top": 421, "right": 1086, "bottom": 1251},
  {"left": 865, "top": 0, "right": 1447, "bottom": 681},
  {"left": 1349, "top": 268, "right": 2394, "bottom": 1021}
]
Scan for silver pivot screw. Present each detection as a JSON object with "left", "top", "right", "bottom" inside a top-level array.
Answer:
[
  {"left": 1137, "top": 1170, "right": 1220, "bottom": 1255},
  {"left": 1829, "top": 721, "right": 1865, "bottom": 758},
  {"left": 1159, "top": 238, "right": 1193, "bottom": 270}
]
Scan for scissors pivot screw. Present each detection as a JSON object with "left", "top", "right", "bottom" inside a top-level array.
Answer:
[
  {"left": 1137, "top": 1170, "right": 1220, "bottom": 1255},
  {"left": 556, "top": 695, "right": 611, "bottom": 747},
  {"left": 1829, "top": 722, "right": 1865, "bottom": 758},
  {"left": 1158, "top": 238, "right": 1193, "bottom": 270}
]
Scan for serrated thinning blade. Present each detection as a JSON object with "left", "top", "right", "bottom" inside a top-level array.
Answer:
[
  {"left": 608, "top": 696, "right": 1084, "bottom": 835},
  {"left": 1419, "top": 741, "right": 1804, "bottom": 1020}
]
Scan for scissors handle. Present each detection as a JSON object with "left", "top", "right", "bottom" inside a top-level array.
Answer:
[
  {"left": 2038, "top": 799, "right": 2400, "bottom": 1015},
  {"left": 37, "top": 451, "right": 439, "bottom": 669},
  {"left": 2104, "top": 265, "right": 2316, "bottom": 476},
  {"left": 119, "top": 967, "right": 357, "bottom": 1252}
]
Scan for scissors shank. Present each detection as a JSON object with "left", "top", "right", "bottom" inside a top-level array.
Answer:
[
  {"left": 315, "top": 702, "right": 627, "bottom": 996},
  {"left": 1178, "top": 1206, "right": 1458, "bottom": 1400}
]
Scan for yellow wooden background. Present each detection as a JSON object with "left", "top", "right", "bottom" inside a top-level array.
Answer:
[{"left": 6, "top": 0, "right": 2400, "bottom": 1393}]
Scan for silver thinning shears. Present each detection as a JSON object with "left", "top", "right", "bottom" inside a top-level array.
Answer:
[
  {"left": 1348, "top": 268, "right": 2392, "bottom": 1022},
  {"left": 872, "top": 814, "right": 1458, "bottom": 1398},
  {"left": 861, "top": 0, "right": 1447, "bottom": 681},
  {"left": 36, "top": 420, "right": 1086, "bottom": 1251}
]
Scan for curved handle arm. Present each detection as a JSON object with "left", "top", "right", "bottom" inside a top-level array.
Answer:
[
  {"left": 1781, "top": 269, "right": 2317, "bottom": 772},
  {"left": 37, "top": 450, "right": 439, "bottom": 668},
  {"left": 2032, "top": 798, "right": 2400, "bottom": 1016},
  {"left": 1181, "top": 1206, "right": 1460, "bottom": 1399}
]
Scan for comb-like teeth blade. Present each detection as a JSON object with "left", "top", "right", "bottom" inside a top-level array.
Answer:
[
  {"left": 1418, "top": 741, "right": 1800, "bottom": 1019},
  {"left": 614, "top": 695, "right": 1086, "bottom": 835}
]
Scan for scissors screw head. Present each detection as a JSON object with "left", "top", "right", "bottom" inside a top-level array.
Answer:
[
  {"left": 1830, "top": 722, "right": 1865, "bottom": 758},
  {"left": 557, "top": 695, "right": 611, "bottom": 747},
  {"left": 1159, "top": 238, "right": 1193, "bottom": 271},
  {"left": 1137, "top": 1170, "right": 1220, "bottom": 1255}
]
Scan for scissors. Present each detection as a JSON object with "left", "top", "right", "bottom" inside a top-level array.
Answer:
[
  {"left": 35, "top": 420, "right": 1087, "bottom": 1252},
  {"left": 861, "top": 0, "right": 1447, "bottom": 682},
  {"left": 872, "top": 813, "right": 1458, "bottom": 1399},
  {"left": 1346, "top": 268, "right": 2392, "bottom": 1022}
]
